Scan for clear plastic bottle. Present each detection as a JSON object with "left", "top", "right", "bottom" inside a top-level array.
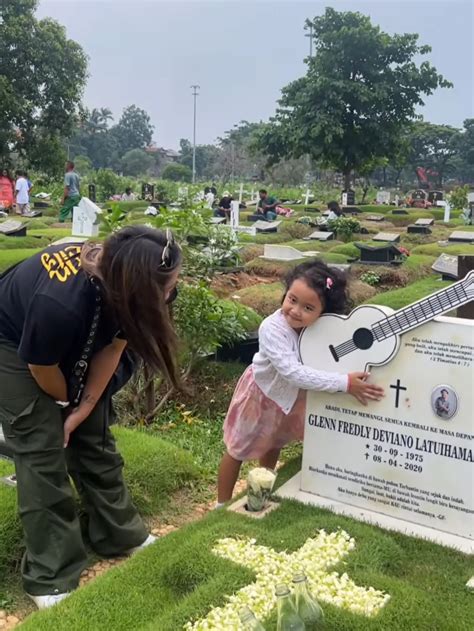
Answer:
[
  {"left": 238, "top": 606, "right": 266, "bottom": 630},
  {"left": 275, "top": 583, "right": 306, "bottom": 630},
  {"left": 292, "top": 573, "right": 325, "bottom": 627}
]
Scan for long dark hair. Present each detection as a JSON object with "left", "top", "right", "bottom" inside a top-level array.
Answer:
[
  {"left": 100, "top": 225, "right": 182, "bottom": 388},
  {"left": 283, "top": 259, "right": 349, "bottom": 314}
]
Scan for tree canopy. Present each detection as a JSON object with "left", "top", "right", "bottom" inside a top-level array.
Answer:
[
  {"left": 0, "top": 0, "right": 88, "bottom": 172},
  {"left": 257, "top": 8, "right": 452, "bottom": 188}
]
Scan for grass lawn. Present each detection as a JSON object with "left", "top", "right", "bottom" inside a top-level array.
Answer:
[
  {"left": 364, "top": 277, "right": 451, "bottom": 310},
  {"left": 18, "top": 482, "right": 474, "bottom": 631}
]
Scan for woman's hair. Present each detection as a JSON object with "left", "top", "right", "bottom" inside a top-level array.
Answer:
[
  {"left": 327, "top": 200, "right": 342, "bottom": 215},
  {"left": 99, "top": 225, "right": 182, "bottom": 388},
  {"left": 283, "top": 259, "right": 349, "bottom": 314}
]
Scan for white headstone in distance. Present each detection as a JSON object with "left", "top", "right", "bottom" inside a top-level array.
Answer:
[
  {"left": 305, "top": 188, "right": 311, "bottom": 206},
  {"left": 230, "top": 200, "right": 240, "bottom": 229},
  {"left": 437, "top": 200, "right": 451, "bottom": 223},
  {"left": 395, "top": 195, "right": 400, "bottom": 206},
  {"left": 72, "top": 197, "right": 100, "bottom": 238},
  {"left": 278, "top": 315, "right": 474, "bottom": 552},
  {"left": 376, "top": 190, "right": 391, "bottom": 205}
]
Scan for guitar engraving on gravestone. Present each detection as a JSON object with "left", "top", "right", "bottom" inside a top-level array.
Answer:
[{"left": 277, "top": 273, "right": 474, "bottom": 551}]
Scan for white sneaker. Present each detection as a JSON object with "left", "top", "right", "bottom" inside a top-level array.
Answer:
[
  {"left": 125, "top": 534, "right": 157, "bottom": 555},
  {"left": 27, "top": 592, "right": 70, "bottom": 609}
]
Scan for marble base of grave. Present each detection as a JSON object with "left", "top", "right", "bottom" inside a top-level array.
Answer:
[
  {"left": 392, "top": 209, "right": 409, "bottom": 215},
  {"left": 355, "top": 243, "right": 402, "bottom": 265},
  {"left": 431, "top": 253, "right": 458, "bottom": 281},
  {"left": 373, "top": 232, "right": 401, "bottom": 243},
  {"left": 407, "top": 225, "right": 432, "bottom": 235},
  {"left": 260, "top": 244, "right": 319, "bottom": 261},
  {"left": 448, "top": 231, "right": 474, "bottom": 243},
  {"left": 254, "top": 220, "right": 281, "bottom": 233},
  {"left": 415, "top": 218, "right": 435, "bottom": 226},
  {"left": 228, "top": 496, "right": 280, "bottom": 519},
  {"left": 0, "top": 220, "right": 26, "bottom": 237},
  {"left": 365, "top": 214, "right": 385, "bottom": 222},
  {"left": 210, "top": 217, "right": 226, "bottom": 224},
  {"left": 278, "top": 316, "right": 474, "bottom": 553},
  {"left": 306, "top": 231, "right": 334, "bottom": 241}
]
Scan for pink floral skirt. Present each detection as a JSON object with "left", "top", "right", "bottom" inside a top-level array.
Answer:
[{"left": 223, "top": 366, "right": 306, "bottom": 461}]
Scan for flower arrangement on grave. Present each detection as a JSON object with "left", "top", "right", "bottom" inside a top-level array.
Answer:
[
  {"left": 185, "top": 530, "right": 389, "bottom": 630},
  {"left": 246, "top": 467, "right": 276, "bottom": 512}
]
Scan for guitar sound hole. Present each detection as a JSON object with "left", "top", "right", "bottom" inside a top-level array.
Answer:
[{"left": 353, "top": 328, "right": 374, "bottom": 350}]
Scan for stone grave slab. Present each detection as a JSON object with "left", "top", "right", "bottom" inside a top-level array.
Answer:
[
  {"left": 356, "top": 242, "right": 402, "bottom": 265},
  {"left": 415, "top": 218, "right": 435, "bottom": 226},
  {"left": 392, "top": 209, "right": 409, "bottom": 215},
  {"left": 307, "top": 231, "right": 334, "bottom": 241},
  {"left": 303, "top": 207, "right": 320, "bottom": 213},
  {"left": 407, "top": 225, "right": 432, "bottom": 235},
  {"left": 254, "top": 220, "right": 281, "bottom": 233},
  {"left": 448, "top": 231, "right": 474, "bottom": 243},
  {"left": 431, "top": 253, "right": 458, "bottom": 280},
  {"left": 210, "top": 216, "right": 226, "bottom": 225},
  {"left": 365, "top": 214, "right": 385, "bottom": 222},
  {"left": 279, "top": 313, "right": 474, "bottom": 553},
  {"left": 373, "top": 232, "right": 400, "bottom": 243},
  {"left": 0, "top": 220, "right": 27, "bottom": 237},
  {"left": 260, "top": 244, "right": 319, "bottom": 261},
  {"left": 52, "top": 236, "right": 88, "bottom": 246}
]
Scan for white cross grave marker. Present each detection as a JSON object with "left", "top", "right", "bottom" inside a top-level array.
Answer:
[{"left": 185, "top": 531, "right": 389, "bottom": 630}]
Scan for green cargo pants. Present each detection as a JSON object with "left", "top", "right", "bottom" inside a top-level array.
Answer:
[
  {"left": 0, "top": 339, "right": 147, "bottom": 596},
  {"left": 58, "top": 194, "right": 81, "bottom": 222}
]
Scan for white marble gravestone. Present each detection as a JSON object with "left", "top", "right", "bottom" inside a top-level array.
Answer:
[
  {"left": 373, "top": 232, "right": 400, "bottom": 243},
  {"left": 260, "top": 244, "right": 319, "bottom": 261},
  {"left": 72, "top": 197, "right": 101, "bottom": 238},
  {"left": 278, "top": 315, "right": 474, "bottom": 552},
  {"left": 230, "top": 200, "right": 240, "bottom": 229},
  {"left": 307, "top": 231, "right": 334, "bottom": 241},
  {"left": 448, "top": 231, "right": 474, "bottom": 243},
  {"left": 254, "top": 220, "right": 281, "bottom": 232},
  {"left": 376, "top": 190, "right": 391, "bottom": 205}
]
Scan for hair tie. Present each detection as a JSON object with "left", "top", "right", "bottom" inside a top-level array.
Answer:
[{"left": 326, "top": 277, "right": 333, "bottom": 290}]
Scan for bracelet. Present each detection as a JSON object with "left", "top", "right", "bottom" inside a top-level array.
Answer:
[{"left": 55, "top": 400, "right": 70, "bottom": 409}]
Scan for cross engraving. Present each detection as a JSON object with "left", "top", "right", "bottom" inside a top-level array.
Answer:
[
  {"left": 390, "top": 378, "right": 407, "bottom": 408},
  {"left": 185, "top": 531, "right": 389, "bottom": 630}
]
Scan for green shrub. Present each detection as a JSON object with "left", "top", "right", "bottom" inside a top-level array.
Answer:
[
  {"left": 327, "top": 216, "right": 360, "bottom": 241},
  {"left": 360, "top": 271, "right": 381, "bottom": 286},
  {"left": 449, "top": 185, "right": 470, "bottom": 210},
  {"left": 220, "top": 300, "right": 262, "bottom": 332},
  {"left": 162, "top": 163, "right": 192, "bottom": 182}
]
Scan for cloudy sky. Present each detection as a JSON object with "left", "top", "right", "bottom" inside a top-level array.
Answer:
[{"left": 37, "top": 0, "right": 473, "bottom": 149}]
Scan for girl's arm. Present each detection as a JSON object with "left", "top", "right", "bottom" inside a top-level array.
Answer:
[{"left": 63, "top": 338, "right": 127, "bottom": 446}]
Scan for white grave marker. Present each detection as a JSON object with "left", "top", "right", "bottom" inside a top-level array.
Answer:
[
  {"left": 230, "top": 200, "right": 240, "bottom": 229},
  {"left": 238, "top": 183, "right": 244, "bottom": 203},
  {"left": 376, "top": 190, "right": 391, "bottom": 205},
  {"left": 72, "top": 197, "right": 101, "bottom": 238},
  {"left": 437, "top": 200, "right": 451, "bottom": 223},
  {"left": 304, "top": 188, "right": 311, "bottom": 206},
  {"left": 278, "top": 275, "right": 474, "bottom": 552}
]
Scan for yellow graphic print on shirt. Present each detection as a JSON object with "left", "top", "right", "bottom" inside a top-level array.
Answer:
[{"left": 40, "top": 246, "right": 82, "bottom": 282}]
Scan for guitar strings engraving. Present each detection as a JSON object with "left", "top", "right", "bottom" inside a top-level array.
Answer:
[{"left": 327, "top": 273, "right": 474, "bottom": 362}]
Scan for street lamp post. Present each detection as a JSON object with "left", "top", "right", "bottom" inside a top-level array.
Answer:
[
  {"left": 304, "top": 22, "right": 313, "bottom": 58},
  {"left": 190, "top": 84, "right": 200, "bottom": 184}
]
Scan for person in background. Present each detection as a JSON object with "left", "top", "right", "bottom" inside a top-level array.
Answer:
[
  {"left": 15, "top": 170, "right": 31, "bottom": 216},
  {"left": 58, "top": 161, "right": 81, "bottom": 223},
  {"left": 326, "top": 200, "right": 343, "bottom": 221},
  {"left": 0, "top": 225, "right": 182, "bottom": 609},
  {"left": 214, "top": 191, "right": 233, "bottom": 221},
  {"left": 121, "top": 187, "right": 136, "bottom": 202},
  {"left": 0, "top": 168, "right": 15, "bottom": 212},
  {"left": 257, "top": 189, "right": 279, "bottom": 221}
]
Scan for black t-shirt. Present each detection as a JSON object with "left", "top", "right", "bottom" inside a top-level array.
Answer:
[
  {"left": 0, "top": 243, "right": 120, "bottom": 379},
  {"left": 219, "top": 196, "right": 232, "bottom": 209}
]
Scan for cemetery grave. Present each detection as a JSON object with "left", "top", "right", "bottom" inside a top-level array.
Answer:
[{"left": 0, "top": 188, "right": 473, "bottom": 630}]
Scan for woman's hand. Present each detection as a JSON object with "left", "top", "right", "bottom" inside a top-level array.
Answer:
[
  {"left": 63, "top": 407, "right": 89, "bottom": 447},
  {"left": 348, "top": 372, "right": 384, "bottom": 406}
]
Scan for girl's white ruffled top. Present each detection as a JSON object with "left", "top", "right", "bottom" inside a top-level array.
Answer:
[{"left": 253, "top": 309, "right": 349, "bottom": 413}]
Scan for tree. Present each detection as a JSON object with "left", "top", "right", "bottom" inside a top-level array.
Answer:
[
  {"left": 162, "top": 163, "right": 192, "bottom": 182},
  {"left": 120, "top": 149, "right": 154, "bottom": 176},
  {"left": 458, "top": 119, "right": 474, "bottom": 169},
  {"left": 257, "top": 8, "right": 452, "bottom": 189},
  {"left": 0, "top": 0, "right": 88, "bottom": 173},
  {"left": 178, "top": 139, "right": 221, "bottom": 180},
  {"left": 406, "top": 121, "right": 460, "bottom": 187},
  {"left": 111, "top": 105, "right": 154, "bottom": 155}
]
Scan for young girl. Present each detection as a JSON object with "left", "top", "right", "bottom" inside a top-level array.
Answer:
[{"left": 217, "top": 259, "right": 384, "bottom": 504}]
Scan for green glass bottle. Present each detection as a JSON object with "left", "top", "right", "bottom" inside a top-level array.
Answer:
[
  {"left": 292, "top": 573, "right": 325, "bottom": 627},
  {"left": 238, "top": 606, "right": 266, "bottom": 630},
  {"left": 275, "top": 583, "right": 306, "bottom": 631}
]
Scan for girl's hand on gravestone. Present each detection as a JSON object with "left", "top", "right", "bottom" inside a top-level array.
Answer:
[{"left": 348, "top": 372, "right": 384, "bottom": 406}]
